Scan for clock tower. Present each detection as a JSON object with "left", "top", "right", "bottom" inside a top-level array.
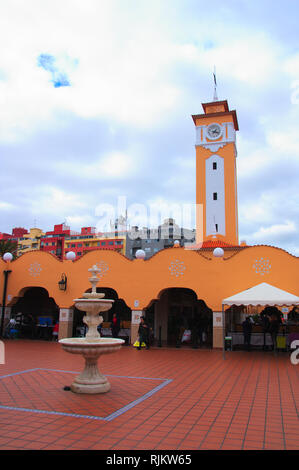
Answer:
[{"left": 192, "top": 99, "right": 239, "bottom": 246}]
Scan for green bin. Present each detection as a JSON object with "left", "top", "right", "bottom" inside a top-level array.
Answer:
[{"left": 225, "top": 336, "right": 232, "bottom": 351}]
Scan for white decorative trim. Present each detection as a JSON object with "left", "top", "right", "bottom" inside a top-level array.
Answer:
[
  {"left": 205, "top": 155, "right": 226, "bottom": 237},
  {"left": 195, "top": 122, "right": 236, "bottom": 150},
  {"left": 202, "top": 142, "right": 226, "bottom": 152}
]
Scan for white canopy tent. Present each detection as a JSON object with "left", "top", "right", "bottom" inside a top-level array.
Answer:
[{"left": 221, "top": 283, "right": 299, "bottom": 358}]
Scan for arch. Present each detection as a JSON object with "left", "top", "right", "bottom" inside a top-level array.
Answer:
[
  {"left": 157, "top": 287, "right": 198, "bottom": 301},
  {"left": 144, "top": 287, "right": 213, "bottom": 348},
  {"left": 84, "top": 286, "right": 119, "bottom": 300},
  {"left": 14, "top": 286, "right": 60, "bottom": 308},
  {"left": 72, "top": 286, "right": 132, "bottom": 338},
  {"left": 11, "top": 287, "right": 59, "bottom": 340}
]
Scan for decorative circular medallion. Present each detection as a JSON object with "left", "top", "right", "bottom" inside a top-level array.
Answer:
[
  {"left": 95, "top": 261, "right": 109, "bottom": 280},
  {"left": 28, "top": 262, "right": 42, "bottom": 277},
  {"left": 169, "top": 260, "right": 186, "bottom": 277},
  {"left": 253, "top": 258, "right": 271, "bottom": 276}
]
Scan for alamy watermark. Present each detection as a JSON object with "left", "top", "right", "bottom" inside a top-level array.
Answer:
[
  {"left": 290, "top": 340, "right": 299, "bottom": 365},
  {"left": 95, "top": 196, "right": 203, "bottom": 244}
]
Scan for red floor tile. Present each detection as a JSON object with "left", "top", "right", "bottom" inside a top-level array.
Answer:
[{"left": 0, "top": 341, "right": 298, "bottom": 451}]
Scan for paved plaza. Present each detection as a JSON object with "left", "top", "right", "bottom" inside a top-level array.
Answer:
[{"left": 0, "top": 340, "right": 298, "bottom": 451}]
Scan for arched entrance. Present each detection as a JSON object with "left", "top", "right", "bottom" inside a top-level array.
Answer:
[
  {"left": 11, "top": 287, "right": 59, "bottom": 340},
  {"left": 72, "top": 287, "right": 131, "bottom": 339},
  {"left": 146, "top": 288, "right": 213, "bottom": 348}
]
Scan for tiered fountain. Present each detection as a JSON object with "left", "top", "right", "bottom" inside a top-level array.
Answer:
[{"left": 59, "top": 265, "right": 124, "bottom": 394}]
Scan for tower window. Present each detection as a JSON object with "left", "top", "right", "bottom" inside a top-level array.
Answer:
[
  {"left": 215, "top": 224, "right": 218, "bottom": 232},
  {"left": 213, "top": 162, "right": 217, "bottom": 170},
  {"left": 213, "top": 192, "right": 218, "bottom": 200}
]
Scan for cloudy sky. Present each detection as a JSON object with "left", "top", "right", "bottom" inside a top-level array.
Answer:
[{"left": 0, "top": 0, "right": 299, "bottom": 255}]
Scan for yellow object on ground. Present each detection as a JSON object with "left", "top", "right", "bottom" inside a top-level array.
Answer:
[{"left": 277, "top": 336, "right": 286, "bottom": 349}]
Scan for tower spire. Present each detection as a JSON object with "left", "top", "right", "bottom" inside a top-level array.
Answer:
[{"left": 213, "top": 66, "right": 218, "bottom": 101}]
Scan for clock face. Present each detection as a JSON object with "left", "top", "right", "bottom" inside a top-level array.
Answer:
[{"left": 207, "top": 123, "right": 222, "bottom": 140}]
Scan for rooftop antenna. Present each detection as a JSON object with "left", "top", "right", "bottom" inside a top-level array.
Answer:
[{"left": 213, "top": 66, "right": 218, "bottom": 101}]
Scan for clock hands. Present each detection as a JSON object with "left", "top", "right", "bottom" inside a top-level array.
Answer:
[{"left": 207, "top": 124, "right": 221, "bottom": 138}]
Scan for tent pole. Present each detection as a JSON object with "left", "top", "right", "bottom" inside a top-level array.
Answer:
[{"left": 222, "top": 304, "right": 225, "bottom": 360}]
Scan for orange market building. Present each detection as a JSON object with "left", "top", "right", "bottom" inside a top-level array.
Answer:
[{"left": 1, "top": 98, "right": 299, "bottom": 348}]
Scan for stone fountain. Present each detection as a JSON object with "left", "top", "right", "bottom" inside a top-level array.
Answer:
[{"left": 59, "top": 265, "right": 124, "bottom": 394}]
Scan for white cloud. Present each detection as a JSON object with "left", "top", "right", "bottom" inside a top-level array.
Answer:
[
  {"left": 250, "top": 221, "right": 296, "bottom": 242},
  {"left": 0, "top": 0, "right": 184, "bottom": 141},
  {"left": 56, "top": 151, "right": 134, "bottom": 180},
  {"left": 65, "top": 215, "right": 95, "bottom": 229},
  {"left": 30, "top": 187, "right": 88, "bottom": 217},
  {"left": 0, "top": 1, "right": 284, "bottom": 142},
  {"left": 199, "top": 35, "right": 280, "bottom": 86},
  {"left": 0, "top": 202, "right": 15, "bottom": 211}
]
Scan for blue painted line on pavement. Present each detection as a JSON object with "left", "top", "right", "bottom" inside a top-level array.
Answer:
[{"left": 0, "top": 368, "right": 172, "bottom": 422}]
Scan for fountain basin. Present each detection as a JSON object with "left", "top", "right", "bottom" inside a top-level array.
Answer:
[
  {"left": 59, "top": 337, "right": 125, "bottom": 394},
  {"left": 59, "top": 337, "right": 125, "bottom": 350}
]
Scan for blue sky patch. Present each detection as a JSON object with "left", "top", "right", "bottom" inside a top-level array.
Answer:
[{"left": 37, "top": 53, "right": 71, "bottom": 88}]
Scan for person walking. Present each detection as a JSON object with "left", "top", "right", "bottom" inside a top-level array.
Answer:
[{"left": 137, "top": 316, "right": 150, "bottom": 350}]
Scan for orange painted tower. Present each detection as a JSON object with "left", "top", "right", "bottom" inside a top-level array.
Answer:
[{"left": 192, "top": 99, "right": 239, "bottom": 246}]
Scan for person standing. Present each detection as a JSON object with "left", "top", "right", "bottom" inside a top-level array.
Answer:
[
  {"left": 269, "top": 311, "right": 282, "bottom": 354},
  {"left": 174, "top": 311, "right": 184, "bottom": 348},
  {"left": 111, "top": 312, "right": 121, "bottom": 338},
  {"left": 191, "top": 315, "right": 201, "bottom": 349},
  {"left": 242, "top": 316, "right": 252, "bottom": 351},
  {"left": 52, "top": 321, "right": 59, "bottom": 341},
  {"left": 4, "top": 316, "right": 17, "bottom": 339},
  {"left": 137, "top": 316, "right": 150, "bottom": 350},
  {"left": 261, "top": 310, "right": 270, "bottom": 350}
]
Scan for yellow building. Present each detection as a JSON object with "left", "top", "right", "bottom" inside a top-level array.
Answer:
[
  {"left": 64, "top": 233, "right": 126, "bottom": 258},
  {"left": 17, "top": 228, "right": 45, "bottom": 256}
]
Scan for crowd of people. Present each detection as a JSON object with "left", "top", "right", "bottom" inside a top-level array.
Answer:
[
  {"left": 242, "top": 307, "right": 283, "bottom": 352},
  {"left": 4, "top": 313, "right": 59, "bottom": 341}
]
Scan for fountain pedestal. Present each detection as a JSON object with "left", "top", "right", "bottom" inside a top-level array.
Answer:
[
  {"left": 59, "top": 265, "right": 124, "bottom": 394},
  {"left": 60, "top": 337, "right": 123, "bottom": 394}
]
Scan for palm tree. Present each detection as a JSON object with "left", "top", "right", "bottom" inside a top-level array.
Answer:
[{"left": 0, "top": 239, "right": 18, "bottom": 259}]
